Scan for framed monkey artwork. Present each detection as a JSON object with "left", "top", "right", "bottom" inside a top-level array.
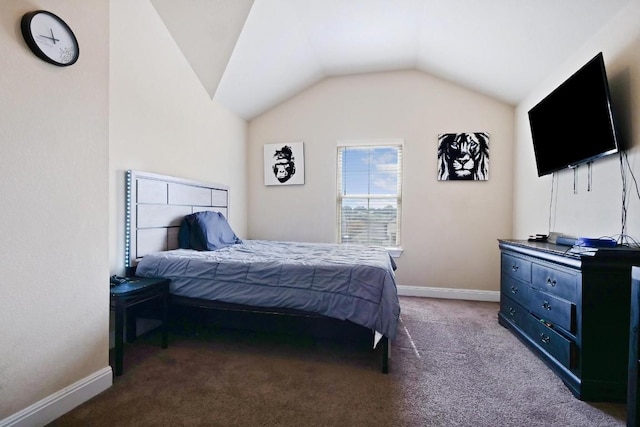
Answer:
[{"left": 264, "top": 142, "right": 305, "bottom": 186}]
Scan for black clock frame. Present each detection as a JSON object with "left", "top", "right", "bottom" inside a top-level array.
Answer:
[{"left": 21, "top": 10, "right": 79, "bottom": 67}]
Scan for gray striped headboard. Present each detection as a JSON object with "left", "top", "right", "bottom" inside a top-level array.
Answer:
[{"left": 125, "top": 170, "right": 229, "bottom": 268}]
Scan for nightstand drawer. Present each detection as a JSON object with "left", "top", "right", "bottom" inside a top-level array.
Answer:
[
  {"left": 502, "top": 253, "right": 531, "bottom": 283},
  {"left": 529, "top": 289, "right": 575, "bottom": 333},
  {"left": 501, "top": 274, "right": 530, "bottom": 307},
  {"left": 527, "top": 316, "right": 574, "bottom": 370},
  {"left": 500, "top": 295, "right": 527, "bottom": 330},
  {"left": 532, "top": 263, "right": 577, "bottom": 302}
]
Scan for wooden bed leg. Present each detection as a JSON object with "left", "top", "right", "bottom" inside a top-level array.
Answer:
[{"left": 382, "top": 336, "right": 389, "bottom": 374}]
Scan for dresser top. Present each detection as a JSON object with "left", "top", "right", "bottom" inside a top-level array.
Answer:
[{"left": 499, "top": 239, "right": 640, "bottom": 264}]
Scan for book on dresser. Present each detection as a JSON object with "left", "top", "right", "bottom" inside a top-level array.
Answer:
[{"left": 497, "top": 239, "right": 640, "bottom": 402}]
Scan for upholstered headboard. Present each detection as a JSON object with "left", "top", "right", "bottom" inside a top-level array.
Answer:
[{"left": 125, "top": 170, "right": 229, "bottom": 269}]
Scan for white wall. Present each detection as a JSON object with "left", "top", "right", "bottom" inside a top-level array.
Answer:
[
  {"left": 248, "top": 70, "right": 514, "bottom": 291},
  {"left": 513, "top": 1, "right": 640, "bottom": 240},
  {"left": 109, "top": 0, "right": 248, "bottom": 275},
  {"left": 0, "top": 0, "right": 110, "bottom": 420}
]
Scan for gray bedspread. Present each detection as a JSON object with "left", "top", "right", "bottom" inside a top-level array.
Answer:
[{"left": 135, "top": 240, "right": 400, "bottom": 340}]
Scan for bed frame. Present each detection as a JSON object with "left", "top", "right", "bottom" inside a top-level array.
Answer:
[{"left": 125, "top": 170, "right": 390, "bottom": 373}]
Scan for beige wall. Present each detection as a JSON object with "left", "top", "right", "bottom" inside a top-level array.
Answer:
[
  {"left": 0, "top": 0, "right": 110, "bottom": 419},
  {"left": 109, "top": 0, "right": 248, "bottom": 275},
  {"left": 1, "top": 0, "right": 248, "bottom": 422},
  {"left": 248, "top": 70, "right": 515, "bottom": 291},
  {"left": 513, "top": 1, "right": 640, "bottom": 240}
]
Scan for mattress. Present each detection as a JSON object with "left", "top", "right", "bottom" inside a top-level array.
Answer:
[{"left": 135, "top": 240, "right": 400, "bottom": 340}]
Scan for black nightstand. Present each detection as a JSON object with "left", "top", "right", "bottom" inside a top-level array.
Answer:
[{"left": 110, "top": 277, "right": 170, "bottom": 376}]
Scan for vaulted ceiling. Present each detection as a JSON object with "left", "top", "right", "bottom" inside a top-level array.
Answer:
[{"left": 151, "top": 0, "right": 632, "bottom": 121}]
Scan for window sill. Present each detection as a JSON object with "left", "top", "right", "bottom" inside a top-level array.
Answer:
[{"left": 386, "top": 247, "right": 403, "bottom": 258}]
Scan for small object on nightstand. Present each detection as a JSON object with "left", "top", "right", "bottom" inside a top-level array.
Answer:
[{"left": 110, "top": 275, "right": 128, "bottom": 286}]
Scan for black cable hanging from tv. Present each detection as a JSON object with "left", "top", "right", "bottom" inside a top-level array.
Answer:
[
  {"left": 547, "top": 172, "right": 556, "bottom": 235},
  {"left": 618, "top": 150, "right": 640, "bottom": 247}
]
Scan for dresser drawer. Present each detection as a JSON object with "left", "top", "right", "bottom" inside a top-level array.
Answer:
[
  {"left": 500, "top": 295, "right": 528, "bottom": 330},
  {"left": 501, "top": 253, "right": 532, "bottom": 283},
  {"left": 532, "top": 263, "right": 577, "bottom": 302},
  {"left": 529, "top": 289, "right": 575, "bottom": 333},
  {"left": 501, "top": 274, "right": 530, "bottom": 307},
  {"left": 527, "top": 316, "right": 574, "bottom": 370}
]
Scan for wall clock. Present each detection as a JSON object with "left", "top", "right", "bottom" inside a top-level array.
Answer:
[{"left": 21, "top": 10, "right": 79, "bottom": 67}]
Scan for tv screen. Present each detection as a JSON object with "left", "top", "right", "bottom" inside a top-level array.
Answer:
[{"left": 528, "top": 52, "right": 620, "bottom": 177}]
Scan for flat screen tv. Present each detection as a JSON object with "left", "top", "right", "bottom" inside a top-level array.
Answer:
[{"left": 528, "top": 52, "right": 620, "bottom": 177}]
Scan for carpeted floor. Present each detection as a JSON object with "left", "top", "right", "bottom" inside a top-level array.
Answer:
[{"left": 50, "top": 297, "right": 627, "bottom": 426}]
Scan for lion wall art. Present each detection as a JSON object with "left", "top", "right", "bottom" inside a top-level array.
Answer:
[{"left": 437, "top": 132, "right": 489, "bottom": 181}]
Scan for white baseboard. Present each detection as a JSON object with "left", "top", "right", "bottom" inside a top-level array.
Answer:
[
  {"left": 0, "top": 367, "right": 113, "bottom": 427},
  {"left": 397, "top": 285, "right": 500, "bottom": 302}
]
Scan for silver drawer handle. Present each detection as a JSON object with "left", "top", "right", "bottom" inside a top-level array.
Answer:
[
  {"left": 542, "top": 301, "right": 551, "bottom": 310},
  {"left": 508, "top": 307, "right": 516, "bottom": 316},
  {"left": 510, "top": 286, "right": 518, "bottom": 294},
  {"left": 540, "top": 333, "right": 550, "bottom": 344},
  {"left": 512, "top": 265, "right": 519, "bottom": 272},
  {"left": 546, "top": 277, "right": 557, "bottom": 287}
]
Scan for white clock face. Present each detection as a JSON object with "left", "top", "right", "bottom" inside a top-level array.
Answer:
[{"left": 27, "top": 12, "right": 78, "bottom": 65}]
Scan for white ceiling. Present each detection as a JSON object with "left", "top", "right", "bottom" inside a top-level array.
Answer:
[{"left": 153, "top": 0, "right": 632, "bottom": 120}]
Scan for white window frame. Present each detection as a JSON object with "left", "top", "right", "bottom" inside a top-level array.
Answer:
[{"left": 336, "top": 139, "right": 403, "bottom": 257}]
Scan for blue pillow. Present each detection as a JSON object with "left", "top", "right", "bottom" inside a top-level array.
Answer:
[{"left": 178, "top": 211, "right": 242, "bottom": 251}]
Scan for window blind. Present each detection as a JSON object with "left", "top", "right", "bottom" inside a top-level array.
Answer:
[{"left": 337, "top": 143, "right": 402, "bottom": 247}]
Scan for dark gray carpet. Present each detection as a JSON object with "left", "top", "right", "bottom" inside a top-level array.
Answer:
[{"left": 50, "top": 297, "right": 626, "bottom": 426}]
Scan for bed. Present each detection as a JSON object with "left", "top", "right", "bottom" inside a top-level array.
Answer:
[{"left": 125, "top": 170, "right": 400, "bottom": 372}]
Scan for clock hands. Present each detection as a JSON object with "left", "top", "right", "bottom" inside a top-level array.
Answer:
[{"left": 38, "top": 28, "right": 59, "bottom": 44}]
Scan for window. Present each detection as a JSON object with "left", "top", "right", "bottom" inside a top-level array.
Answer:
[{"left": 337, "top": 140, "right": 402, "bottom": 249}]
